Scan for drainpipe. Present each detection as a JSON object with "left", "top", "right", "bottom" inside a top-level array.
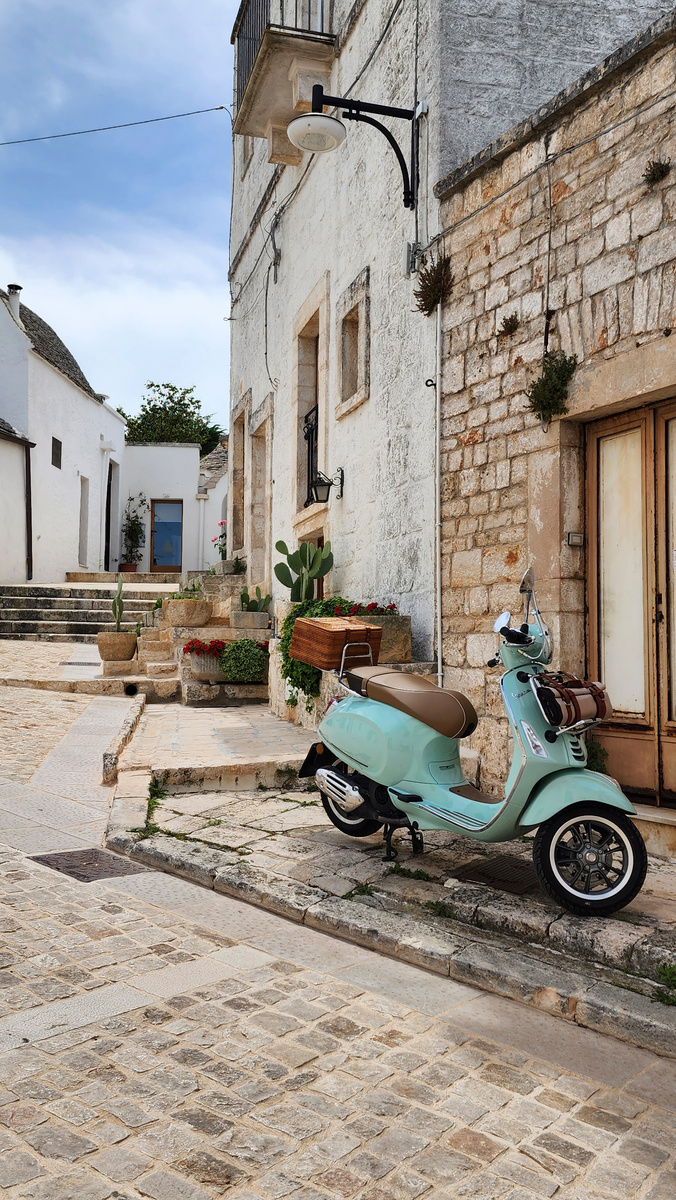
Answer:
[
  {"left": 24, "top": 442, "right": 33, "bottom": 580},
  {"left": 435, "top": 301, "right": 443, "bottom": 688}
]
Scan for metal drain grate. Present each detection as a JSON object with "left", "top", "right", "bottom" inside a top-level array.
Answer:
[
  {"left": 30, "top": 849, "right": 148, "bottom": 883},
  {"left": 452, "top": 854, "right": 539, "bottom": 895},
  {"left": 59, "top": 661, "right": 99, "bottom": 666}
]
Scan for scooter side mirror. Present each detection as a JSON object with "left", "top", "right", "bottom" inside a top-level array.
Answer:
[
  {"left": 493, "top": 611, "right": 511, "bottom": 633},
  {"left": 519, "top": 567, "right": 535, "bottom": 595}
]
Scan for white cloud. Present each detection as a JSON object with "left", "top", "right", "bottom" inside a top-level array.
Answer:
[{"left": 0, "top": 223, "right": 231, "bottom": 425}]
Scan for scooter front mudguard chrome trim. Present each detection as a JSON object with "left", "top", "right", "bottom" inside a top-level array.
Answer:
[{"left": 517, "top": 768, "right": 636, "bottom": 831}]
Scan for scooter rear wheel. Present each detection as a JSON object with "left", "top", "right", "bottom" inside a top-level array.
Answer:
[
  {"left": 320, "top": 794, "right": 383, "bottom": 838},
  {"left": 533, "top": 802, "right": 647, "bottom": 916}
]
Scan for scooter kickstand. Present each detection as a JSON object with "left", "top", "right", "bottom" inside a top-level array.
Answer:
[
  {"left": 382, "top": 825, "right": 398, "bottom": 862},
  {"left": 410, "top": 823, "right": 424, "bottom": 856}
]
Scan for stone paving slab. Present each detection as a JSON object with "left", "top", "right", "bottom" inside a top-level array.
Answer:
[
  {"left": 0, "top": 689, "right": 94, "bottom": 785},
  {"left": 118, "top": 705, "right": 315, "bottom": 791},
  {"left": 105, "top": 781, "right": 676, "bottom": 1057},
  {"left": 0, "top": 845, "right": 673, "bottom": 1199},
  {"left": 0, "top": 641, "right": 101, "bottom": 683}
]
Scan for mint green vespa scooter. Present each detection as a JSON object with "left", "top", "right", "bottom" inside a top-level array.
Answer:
[{"left": 299, "top": 568, "right": 647, "bottom": 916}]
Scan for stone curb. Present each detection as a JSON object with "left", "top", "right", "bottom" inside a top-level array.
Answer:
[
  {"left": 104, "top": 805, "right": 676, "bottom": 1059},
  {"left": 102, "top": 694, "right": 146, "bottom": 784},
  {"left": 148, "top": 758, "right": 312, "bottom": 793}
]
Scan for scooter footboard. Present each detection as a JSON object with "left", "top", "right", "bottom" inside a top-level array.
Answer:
[{"left": 518, "top": 768, "right": 635, "bottom": 831}]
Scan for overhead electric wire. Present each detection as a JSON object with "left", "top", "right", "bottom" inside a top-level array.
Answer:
[{"left": 0, "top": 105, "right": 230, "bottom": 148}]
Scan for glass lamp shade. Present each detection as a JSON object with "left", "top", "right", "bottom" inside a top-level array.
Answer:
[
  {"left": 310, "top": 474, "right": 333, "bottom": 504},
  {"left": 287, "top": 113, "right": 346, "bottom": 154}
]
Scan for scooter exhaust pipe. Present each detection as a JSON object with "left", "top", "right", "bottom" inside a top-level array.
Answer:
[{"left": 316, "top": 768, "right": 365, "bottom": 813}]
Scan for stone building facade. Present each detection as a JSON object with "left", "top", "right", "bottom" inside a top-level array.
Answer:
[
  {"left": 436, "top": 15, "right": 676, "bottom": 800},
  {"left": 227, "top": 0, "right": 669, "bottom": 663}
]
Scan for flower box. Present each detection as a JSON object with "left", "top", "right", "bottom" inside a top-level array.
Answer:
[
  {"left": 188, "top": 652, "right": 227, "bottom": 683},
  {"left": 290, "top": 617, "right": 382, "bottom": 671}
]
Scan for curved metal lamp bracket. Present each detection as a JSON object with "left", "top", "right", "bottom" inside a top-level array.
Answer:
[{"left": 312, "top": 84, "right": 418, "bottom": 210}]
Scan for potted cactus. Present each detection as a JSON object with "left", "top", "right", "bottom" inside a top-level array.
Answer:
[
  {"left": 274, "top": 540, "right": 333, "bottom": 601},
  {"left": 97, "top": 575, "right": 138, "bottom": 662},
  {"left": 231, "top": 586, "right": 272, "bottom": 629}
]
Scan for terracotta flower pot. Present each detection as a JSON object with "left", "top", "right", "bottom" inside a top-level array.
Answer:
[
  {"left": 119, "top": 563, "right": 138, "bottom": 573},
  {"left": 97, "top": 631, "right": 138, "bottom": 661},
  {"left": 163, "top": 599, "right": 211, "bottom": 627},
  {"left": 230, "top": 610, "right": 270, "bottom": 629}
]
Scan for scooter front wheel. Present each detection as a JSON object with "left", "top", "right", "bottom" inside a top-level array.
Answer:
[
  {"left": 533, "top": 802, "right": 647, "bottom": 916},
  {"left": 320, "top": 794, "right": 383, "bottom": 838}
]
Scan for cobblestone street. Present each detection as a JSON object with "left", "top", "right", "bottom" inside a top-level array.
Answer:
[
  {"left": 0, "top": 847, "right": 672, "bottom": 1199},
  {"left": 0, "top": 687, "right": 672, "bottom": 1196}
]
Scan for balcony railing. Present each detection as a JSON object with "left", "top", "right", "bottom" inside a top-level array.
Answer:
[{"left": 232, "top": 0, "right": 329, "bottom": 110}]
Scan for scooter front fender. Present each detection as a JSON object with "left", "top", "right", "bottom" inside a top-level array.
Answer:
[{"left": 518, "top": 768, "right": 635, "bottom": 831}]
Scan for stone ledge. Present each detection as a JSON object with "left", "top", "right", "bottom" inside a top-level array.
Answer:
[
  {"left": 104, "top": 811, "right": 676, "bottom": 1058},
  {"left": 101, "top": 694, "right": 146, "bottom": 784}
]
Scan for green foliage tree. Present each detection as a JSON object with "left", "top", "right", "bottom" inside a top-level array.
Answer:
[{"left": 118, "top": 382, "right": 225, "bottom": 455}]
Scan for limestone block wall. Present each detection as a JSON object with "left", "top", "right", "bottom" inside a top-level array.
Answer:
[{"left": 436, "top": 23, "right": 676, "bottom": 791}]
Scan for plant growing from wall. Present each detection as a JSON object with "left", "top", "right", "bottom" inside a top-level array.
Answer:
[
  {"left": 643, "top": 157, "right": 671, "bottom": 186},
  {"left": 121, "top": 493, "right": 149, "bottom": 564},
  {"left": 232, "top": 556, "right": 246, "bottom": 574},
  {"left": 279, "top": 596, "right": 354, "bottom": 706},
  {"left": 218, "top": 638, "right": 269, "bottom": 683},
  {"left": 274, "top": 540, "right": 333, "bottom": 601},
  {"left": 412, "top": 254, "right": 453, "bottom": 316},
  {"left": 526, "top": 351, "right": 577, "bottom": 428},
  {"left": 240, "top": 586, "right": 272, "bottom": 612},
  {"left": 499, "top": 312, "right": 520, "bottom": 336},
  {"left": 111, "top": 574, "right": 124, "bottom": 632}
]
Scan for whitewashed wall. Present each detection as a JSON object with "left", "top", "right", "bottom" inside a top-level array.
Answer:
[
  {"left": 122, "top": 444, "right": 202, "bottom": 574},
  {"left": 0, "top": 440, "right": 27, "bottom": 583},
  {"left": 27, "top": 354, "right": 125, "bottom": 582},
  {"left": 202, "top": 473, "right": 229, "bottom": 570},
  {"left": 229, "top": 0, "right": 675, "bottom": 662}
]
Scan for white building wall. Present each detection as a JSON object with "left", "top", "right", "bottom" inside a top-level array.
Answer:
[
  {"left": 203, "top": 474, "right": 229, "bottom": 569},
  {"left": 0, "top": 440, "right": 27, "bottom": 583},
  {"left": 0, "top": 312, "right": 29, "bottom": 436},
  {"left": 26, "top": 354, "right": 125, "bottom": 582},
  {"left": 122, "top": 444, "right": 202, "bottom": 574}
]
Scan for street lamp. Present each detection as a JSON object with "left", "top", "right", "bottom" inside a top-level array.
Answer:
[{"left": 287, "top": 84, "right": 421, "bottom": 209}]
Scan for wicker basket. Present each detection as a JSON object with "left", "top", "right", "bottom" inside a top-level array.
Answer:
[{"left": 290, "top": 617, "right": 382, "bottom": 671}]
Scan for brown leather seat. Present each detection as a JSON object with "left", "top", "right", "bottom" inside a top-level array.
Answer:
[{"left": 345, "top": 666, "right": 477, "bottom": 739}]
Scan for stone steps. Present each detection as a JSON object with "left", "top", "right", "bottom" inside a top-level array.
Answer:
[
  {"left": 0, "top": 581, "right": 174, "bottom": 642},
  {"left": 66, "top": 571, "right": 180, "bottom": 583}
]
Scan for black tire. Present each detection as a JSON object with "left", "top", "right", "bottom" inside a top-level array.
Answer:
[
  {"left": 533, "top": 802, "right": 647, "bottom": 916},
  {"left": 320, "top": 793, "right": 383, "bottom": 838}
]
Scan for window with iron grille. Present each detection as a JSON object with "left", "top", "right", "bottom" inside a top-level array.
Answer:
[{"left": 303, "top": 404, "right": 319, "bottom": 507}]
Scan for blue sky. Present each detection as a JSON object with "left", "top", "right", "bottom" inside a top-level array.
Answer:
[{"left": 0, "top": 0, "right": 239, "bottom": 427}]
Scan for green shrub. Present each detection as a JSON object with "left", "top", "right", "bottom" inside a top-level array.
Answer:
[
  {"left": 219, "top": 639, "right": 269, "bottom": 683},
  {"left": 526, "top": 351, "right": 577, "bottom": 423}
]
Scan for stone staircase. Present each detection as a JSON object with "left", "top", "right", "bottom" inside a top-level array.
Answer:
[{"left": 0, "top": 583, "right": 175, "bottom": 643}]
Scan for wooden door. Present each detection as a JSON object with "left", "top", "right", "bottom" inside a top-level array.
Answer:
[
  {"left": 150, "top": 500, "right": 183, "bottom": 574},
  {"left": 587, "top": 404, "right": 676, "bottom": 804}
]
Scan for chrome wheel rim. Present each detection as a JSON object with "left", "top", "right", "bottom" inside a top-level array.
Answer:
[{"left": 549, "top": 812, "right": 634, "bottom": 900}]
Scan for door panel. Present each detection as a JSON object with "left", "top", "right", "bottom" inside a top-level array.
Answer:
[
  {"left": 656, "top": 408, "right": 676, "bottom": 796},
  {"left": 587, "top": 411, "right": 659, "bottom": 800},
  {"left": 151, "top": 500, "right": 182, "bottom": 573},
  {"left": 597, "top": 428, "right": 646, "bottom": 716}
]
